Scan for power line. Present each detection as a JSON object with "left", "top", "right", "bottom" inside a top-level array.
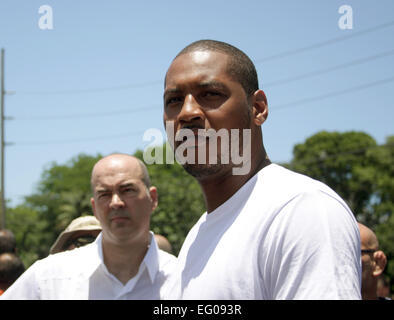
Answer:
[
  {"left": 11, "top": 20, "right": 394, "bottom": 96},
  {"left": 272, "top": 75, "right": 394, "bottom": 110},
  {"left": 12, "top": 129, "right": 150, "bottom": 146},
  {"left": 10, "top": 48, "right": 394, "bottom": 121},
  {"left": 14, "top": 105, "right": 161, "bottom": 120},
  {"left": 9, "top": 75, "right": 394, "bottom": 146},
  {"left": 255, "top": 20, "right": 394, "bottom": 63},
  {"left": 264, "top": 48, "right": 394, "bottom": 88},
  {"left": 15, "top": 80, "right": 162, "bottom": 95}
]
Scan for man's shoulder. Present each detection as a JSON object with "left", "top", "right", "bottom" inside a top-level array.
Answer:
[
  {"left": 158, "top": 249, "right": 177, "bottom": 266},
  {"left": 257, "top": 163, "right": 342, "bottom": 201},
  {"left": 31, "top": 243, "right": 98, "bottom": 277}
]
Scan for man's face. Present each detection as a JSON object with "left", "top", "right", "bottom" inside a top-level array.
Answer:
[
  {"left": 90, "top": 157, "right": 157, "bottom": 244},
  {"left": 163, "top": 50, "right": 252, "bottom": 178}
]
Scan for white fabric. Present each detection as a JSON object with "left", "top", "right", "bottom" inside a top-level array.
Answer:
[
  {"left": 163, "top": 164, "right": 361, "bottom": 300},
  {"left": 1, "top": 232, "right": 176, "bottom": 300}
]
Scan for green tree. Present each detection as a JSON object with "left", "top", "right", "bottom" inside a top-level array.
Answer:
[
  {"left": 287, "top": 131, "right": 393, "bottom": 226},
  {"left": 5, "top": 205, "right": 46, "bottom": 268},
  {"left": 23, "top": 153, "right": 102, "bottom": 260}
]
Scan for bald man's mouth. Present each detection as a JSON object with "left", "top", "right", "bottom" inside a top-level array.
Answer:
[{"left": 109, "top": 211, "right": 131, "bottom": 222}]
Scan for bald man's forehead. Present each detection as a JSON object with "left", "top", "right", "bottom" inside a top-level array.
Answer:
[
  {"left": 91, "top": 155, "right": 145, "bottom": 189},
  {"left": 359, "top": 225, "right": 379, "bottom": 249}
]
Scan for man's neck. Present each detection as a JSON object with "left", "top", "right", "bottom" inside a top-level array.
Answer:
[
  {"left": 199, "top": 153, "right": 271, "bottom": 213},
  {"left": 362, "top": 281, "right": 379, "bottom": 300},
  {"left": 101, "top": 233, "right": 150, "bottom": 285}
]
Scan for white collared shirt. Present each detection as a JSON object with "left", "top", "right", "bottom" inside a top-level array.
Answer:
[{"left": 1, "top": 232, "right": 176, "bottom": 300}]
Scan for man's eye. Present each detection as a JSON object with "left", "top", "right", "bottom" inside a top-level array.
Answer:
[
  {"left": 122, "top": 186, "right": 139, "bottom": 195},
  {"left": 202, "top": 91, "right": 221, "bottom": 98},
  {"left": 166, "top": 97, "right": 183, "bottom": 105},
  {"left": 98, "top": 193, "right": 110, "bottom": 199}
]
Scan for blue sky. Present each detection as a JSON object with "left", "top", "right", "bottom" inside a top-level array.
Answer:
[{"left": 0, "top": 0, "right": 393, "bottom": 206}]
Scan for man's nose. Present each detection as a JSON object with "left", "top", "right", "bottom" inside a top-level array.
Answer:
[
  {"left": 110, "top": 193, "right": 125, "bottom": 209},
  {"left": 178, "top": 94, "right": 205, "bottom": 125}
]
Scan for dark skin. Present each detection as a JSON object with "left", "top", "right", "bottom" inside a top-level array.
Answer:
[{"left": 164, "top": 50, "right": 271, "bottom": 213}]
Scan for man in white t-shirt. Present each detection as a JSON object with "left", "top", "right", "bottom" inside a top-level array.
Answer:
[
  {"left": 1, "top": 154, "right": 176, "bottom": 299},
  {"left": 162, "top": 39, "right": 361, "bottom": 299}
]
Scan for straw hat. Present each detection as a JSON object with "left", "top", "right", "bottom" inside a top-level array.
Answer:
[{"left": 50, "top": 216, "right": 102, "bottom": 254}]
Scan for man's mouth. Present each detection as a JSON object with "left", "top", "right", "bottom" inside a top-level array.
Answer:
[
  {"left": 176, "top": 127, "right": 207, "bottom": 148},
  {"left": 109, "top": 211, "right": 131, "bottom": 222}
]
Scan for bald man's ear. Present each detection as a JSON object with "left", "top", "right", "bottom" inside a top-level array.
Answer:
[
  {"left": 91, "top": 197, "right": 97, "bottom": 218},
  {"left": 252, "top": 90, "right": 268, "bottom": 126},
  {"left": 373, "top": 250, "right": 387, "bottom": 277},
  {"left": 149, "top": 186, "right": 158, "bottom": 212}
]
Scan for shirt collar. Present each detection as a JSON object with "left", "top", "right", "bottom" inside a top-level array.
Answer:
[
  {"left": 91, "top": 231, "right": 160, "bottom": 284},
  {"left": 85, "top": 232, "right": 104, "bottom": 276},
  {"left": 143, "top": 231, "right": 160, "bottom": 283}
]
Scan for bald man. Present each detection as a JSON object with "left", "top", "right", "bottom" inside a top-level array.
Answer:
[
  {"left": 358, "top": 223, "right": 388, "bottom": 300},
  {"left": 155, "top": 235, "right": 173, "bottom": 254},
  {"left": 1, "top": 154, "right": 176, "bottom": 300}
]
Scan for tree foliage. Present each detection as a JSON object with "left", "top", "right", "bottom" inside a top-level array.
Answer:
[
  {"left": 287, "top": 131, "right": 393, "bottom": 226},
  {"left": 6, "top": 205, "right": 46, "bottom": 267},
  {"left": 9, "top": 153, "right": 102, "bottom": 265}
]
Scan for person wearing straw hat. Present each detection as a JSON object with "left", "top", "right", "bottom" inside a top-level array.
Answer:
[
  {"left": 49, "top": 215, "right": 102, "bottom": 254},
  {"left": 1, "top": 154, "right": 176, "bottom": 299}
]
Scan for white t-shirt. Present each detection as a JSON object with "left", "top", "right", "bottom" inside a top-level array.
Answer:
[
  {"left": 163, "top": 164, "right": 361, "bottom": 300},
  {"left": 1, "top": 232, "right": 176, "bottom": 300}
]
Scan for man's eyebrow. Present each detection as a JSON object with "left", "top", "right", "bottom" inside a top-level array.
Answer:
[
  {"left": 163, "top": 81, "right": 228, "bottom": 98},
  {"left": 95, "top": 187, "right": 109, "bottom": 194},
  {"left": 95, "top": 182, "right": 137, "bottom": 193},
  {"left": 197, "top": 81, "right": 227, "bottom": 90},
  {"left": 119, "top": 182, "right": 138, "bottom": 189},
  {"left": 163, "top": 88, "right": 181, "bottom": 98}
]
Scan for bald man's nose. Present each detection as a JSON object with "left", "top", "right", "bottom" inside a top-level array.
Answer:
[{"left": 110, "top": 193, "right": 125, "bottom": 209}]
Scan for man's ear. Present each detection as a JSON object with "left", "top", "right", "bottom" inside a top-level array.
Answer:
[
  {"left": 373, "top": 250, "right": 387, "bottom": 277},
  {"left": 91, "top": 197, "right": 97, "bottom": 218},
  {"left": 149, "top": 186, "right": 158, "bottom": 211},
  {"left": 252, "top": 90, "right": 268, "bottom": 126}
]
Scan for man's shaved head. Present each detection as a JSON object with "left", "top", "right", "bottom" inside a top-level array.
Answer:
[
  {"left": 169, "top": 39, "right": 259, "bottom": 97},
  {"left": 358, "top": 222, "right": 379, "bottom": 250},
  {"left": 91, "top": 154, "right": 151, "bottom": 193}
]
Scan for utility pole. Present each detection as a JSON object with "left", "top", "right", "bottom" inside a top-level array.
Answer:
[{"left": 0, "top": 48, "right": 5, "bottom": 229}]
